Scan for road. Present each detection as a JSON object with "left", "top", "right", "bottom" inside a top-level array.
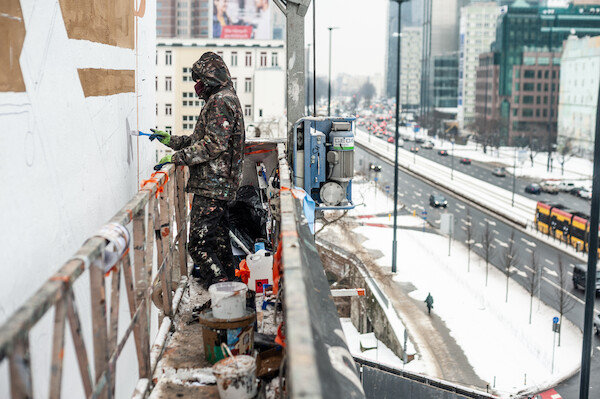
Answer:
[{"left": 355, "top": 143, "right": 600, "bottom": 399}]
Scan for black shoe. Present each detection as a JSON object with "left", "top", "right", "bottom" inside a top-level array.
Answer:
[{"left": 192, "top": 264, "right": 202, "bottom": 278}]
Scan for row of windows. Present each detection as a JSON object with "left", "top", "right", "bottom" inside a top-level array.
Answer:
[
  {"left": 513, "top": 95, "right": 554, "bottom": 105},
  {"left": 512, "top": 108, "right": 554, "bottom": 118},
  {"left": 156, "top": 104, "right": 253, "bottom": 119},
  {"left": 160, "top": 50, "right": 279, "bottom": 68},
  {"left": 520, "top": 70, "right": 557, "bottom": 79},
  {"left": 515, "top": 82, "right": 557, "bottom": 92},
  {"left": 156, "top": 75, "right": 253, "bottom": 94}
]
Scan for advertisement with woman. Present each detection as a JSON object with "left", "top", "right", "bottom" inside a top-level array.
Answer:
[{"left": 213, "top": 0, "right": 272, "bottom": 39}]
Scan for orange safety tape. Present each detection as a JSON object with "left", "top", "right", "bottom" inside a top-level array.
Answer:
[
  {"left": 245, "top": 149, "right": 275, "bottom": 156},
  {"left": 152, "top": 170, "right": 169, "bottom": 184}
]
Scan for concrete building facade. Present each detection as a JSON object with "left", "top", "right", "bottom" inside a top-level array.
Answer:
[
  {"left": 475, "top": 52, "right": 502, "bottom": 143},
  {"left": 400, "top": 27, "right": 423, "bottom": 110},
  {"left": 558, "top": 35, "right": 600, "bottom": 159},
  {"left": 458, "top": 1, "right": 502, "bottom": 129},
  {"left": 155, "top": 39, "right": 286, "bottom": 159},
  {"left": 157, "top": 0, "right": 211, "bottom": 38}
]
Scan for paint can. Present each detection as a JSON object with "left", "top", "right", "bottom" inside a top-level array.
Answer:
[
  {"left": 209, "top": 281, "right": 248, "bottom": 319},
  {"left": 213, "top": 354, "right": 257, "bottom": 399},
  {"left": 198, "top": 309, "right": 256, "bottom": 364}
]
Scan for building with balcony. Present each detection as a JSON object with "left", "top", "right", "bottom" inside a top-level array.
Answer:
[
  {"left": 557, "top": 35, "right": 600, "bottom": 159},
  {"left": 400, "top": 27, "right": 423, "bottom": 110}
]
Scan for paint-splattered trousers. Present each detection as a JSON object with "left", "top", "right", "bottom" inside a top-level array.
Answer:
[{"left": 189, "top": 195, "right": 235, "bottom": 287}]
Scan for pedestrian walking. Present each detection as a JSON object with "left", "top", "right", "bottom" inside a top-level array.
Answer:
[
  {"left": 151, "top": 51, "right": 245, "bottom": 288},
  {"left": 425, "top": 293, "right": 434, "bottom": 315}
]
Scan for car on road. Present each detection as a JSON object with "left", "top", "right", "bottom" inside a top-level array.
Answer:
[
  {"left": 422, "top": 141, "right": 434, "bottom": 149},
  {"left": 558, "top": 181, "right": 577, "bottom": 192},
  {"left": 573, "top": 263, "right": 600, "bottom": 294},
  {"left": 594, "top": 313, "right": 600, "bottom": 335},
  {"left": 409, "top": 146, "right": 419, "bottom": 153},
  {"left": 437, "top": 150, "right": 448, "bottom": 156},
  {"left": 492, "top": 167, "right": 507, "bottom": 177},
  {"left": 429, "top": 194, "right": 447, "bottom": 208},
  {"left": 459, "top": 158, "right": 471, "bottom": 165},
  {"left": 540, "top": 181, "right": 560, "bottom": 194},
  {"left": 578, "top": 188, "right": 592, "bottom": 200},
  {"left": 524, "top": 183, "right": 542, "bottom": 195}
]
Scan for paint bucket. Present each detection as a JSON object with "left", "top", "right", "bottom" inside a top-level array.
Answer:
[
  {"left": 198, "top": 309, "right": 256, "bottom": 364},
  {"left": 213, "top": 353, "right": 257, "bottom": 399},
  {"left": 209, "top": 281, "right": 248, "bottom": 319}
]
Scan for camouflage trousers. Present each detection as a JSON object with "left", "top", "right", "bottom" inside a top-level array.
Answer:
[{"left": 189, "top": 195, "right": 235, "bottom": 286}]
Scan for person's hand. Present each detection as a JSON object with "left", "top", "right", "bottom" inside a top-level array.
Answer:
[
  {"left": 149, "top": 128, "right": 170, "bottom": 145},
  {"left": 154, "top": 154, "right": 173, "bottom": 170}
]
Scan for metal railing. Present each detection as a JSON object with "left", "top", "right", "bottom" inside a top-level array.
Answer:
[{"left": 0, "top": 164, "right": 189, "bottom": 399}]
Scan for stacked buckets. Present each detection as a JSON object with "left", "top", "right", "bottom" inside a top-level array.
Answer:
[{"left": 200, "top": 282, "right": 257, "bottom": 398}]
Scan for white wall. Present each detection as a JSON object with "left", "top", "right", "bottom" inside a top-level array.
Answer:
[
  {"left": 0, "top": 0, "right": 156, "bottom": 397},
  {"left": 254, "top": 67, "right": 286, "bottom": 137}
]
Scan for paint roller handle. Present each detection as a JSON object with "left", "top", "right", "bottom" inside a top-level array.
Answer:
[{"left": 137, "top": 131, "right": 153, "bottom": 137}]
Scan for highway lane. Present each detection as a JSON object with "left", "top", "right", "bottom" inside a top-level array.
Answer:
[
  {"left": 355, "top": 145, "right": 600, "bottom": 399},
  {"left": 371, "top": 128, "right": 593, "bottom": 216}
]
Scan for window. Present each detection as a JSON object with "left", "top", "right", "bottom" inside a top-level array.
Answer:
[
  {"left": 165, "top": 104, "right": 172, "bottom": 115},
  {"left": 165, "top": 77, "right": 172, "bottom": 92},
  {"left": 232, "top": 77, "right": 237, "bottom": 91},
  {"left": 259, "top": 109, "right": 263, "bottom": 117},
  {"left": 231, "top": 52, "right": 238, "bottom": 66},
  {"left": 514, "top": 95, "right": 519, "bottom": 104},
  {"left": 260, "top": 52, "right": 267, "bottom": 67},
  {"left": 165, "top": 126, "right": 172, "bottom": 135},
  {"left": 524, "top": 70, "right": 535, "bottom": 78},
  {"left": 536, "top": 109, "right": 540, "bottom": 117},
  {"left": 536, "top": 96, "right": 541, "bottom": 104},
  {"left": 543, "top": 109, "right": 547, "bottom": 117},
  {"left": 513, "top": 109, "right": 517, "bottom": 116},
  {"left": 544, "top": 70, "right": 549, "bottom": 79},
  {"left": 523, "top": 83, "right": 534, "bottom": 91},
  {"left": 165, "top": 51, "right": 172, "bottom": 65},
  {"left": 537, "top": 70, "right": 542, "bottom": 79},
  {"left": 544, "top": 83, "right": 548, "bottom": 92},
  {"left": 523, "top": 96, "right": 534, "bottom": 104},
  {"left": 522, "top": 109, "right": 533, "bottom": 117},
  {"left": 245, "top": 52, "right": 252, "bottom": 67},
  {"left": 245, "top": 77, "right": 252, "bottom": 93},
  {"left": 244, "top": 104, "right": 252, "bottom": 116},
  {"left": 155, "top": 77, "right": 158, "bottom": 91},
  {"left": 537, "top": 83, "right": 542, "bottom": 91},
  {"left": 544, "top": 96, "right": 548, "bottom": 104},
  {"left": 271, "top": 52, "right": 278, "bottom": 67},
  {"left": 514, "top": 83, "right": 519, "bottom": 91}
]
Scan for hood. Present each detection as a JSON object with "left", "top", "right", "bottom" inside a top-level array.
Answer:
[{"left": 191, "top": 52, "right": 233, "bottom": 100}]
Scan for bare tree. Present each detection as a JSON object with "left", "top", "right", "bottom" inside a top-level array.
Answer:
[
  {"left": 464, "top": 208, "right": 475, "bottom": 272},
  {"left": 499, "top": 230, "right": 519, "bottom": 302},
  {"left": 557, "top": 138, "right": 574, "bottom": 176},
  {"left": 479, "top": 221, "right": 495, "bottom": 287},
  {"left": 554, "top": 254, "right": 575, "bottom": 346},
  {"left": 525, "top": 248, "right": 540, "bottom": 324}
]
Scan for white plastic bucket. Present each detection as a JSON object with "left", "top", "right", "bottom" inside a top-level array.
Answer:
[
  {"left": 246, "top": 250, "right": 273, "bottom": 293},
  {"left": 212, "top": 355, "right": 257, "bottom": 399},
  {"left": 209, "top": 282, "right": 247, "bottom": 319}
]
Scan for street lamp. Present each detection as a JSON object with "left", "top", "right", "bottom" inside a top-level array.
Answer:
[
  {"left": 327, "top": 26, "right": 340, "bottom": 117},
  {"left": 391, "top": 0, "right": 410, "bottom": 274}
]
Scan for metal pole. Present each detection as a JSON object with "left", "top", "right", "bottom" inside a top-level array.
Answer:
[
  {"left": 511, "top": 146, "right": 516, "bottom": 207},
  {"left": 551, "top": 330, "right": 556, "bottom": 374},
  {"left": 579, "top": 61, "right": 600, "bottom": 399},
  {"left": 313, "top": 0, "right": 316, "bottom": 116},
  {"left": 391, "top": 0, "right": 406, "bottom": 274},
  {"left": 327, "top": 27, "right": 337, "bottom": 117},
  {"left": 451, "top": 140, "right": 454, "bottom": 180}
]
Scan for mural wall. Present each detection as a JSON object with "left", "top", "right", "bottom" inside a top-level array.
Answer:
[{"left": 0, "top": 0, "right": 155, "bottom": 396}]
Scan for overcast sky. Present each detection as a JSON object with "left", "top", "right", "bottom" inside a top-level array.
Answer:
[{"left": 303, "top": 0, "right": 389, "bottom": 78}]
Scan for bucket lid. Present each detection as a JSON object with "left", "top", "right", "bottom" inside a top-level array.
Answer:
[
  {"left": 209, "top": 281, "right": 247, "bottom": 294},
  {"left": 213, "top": 355, "right": 256, "bottom": 377}
]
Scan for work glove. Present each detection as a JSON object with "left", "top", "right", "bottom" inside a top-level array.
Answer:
[
  {"left": 149, "top": 128, "right": 170, "bottom": 145},
  {"left": 154, "top": 154, "right": 173, "bottom": 171}
]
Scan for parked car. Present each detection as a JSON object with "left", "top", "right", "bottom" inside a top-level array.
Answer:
[
  {"left": 572, "top": 263, "right": 600, "bottom": 294},
  {"left": 429, "top": 194, "right": 448, "bottom": 208},
  {"left": 524, "top": 183, "right": 542, "bottom": 195},
  {"left": 578, "top": 188, "right": 592, "bottom": 200},
  {"left": 410, "top": 146, "right": 419, "bottom": 153},
  {"left": 422, "top": 141, "right": 434, "bottom": 149},
  {"left": 492, "top": 167, "right": 507, "bottom": 177},
  {"left": 459, "top": 158, "right": 471, "bottom": 165},
  {"left": 558, "top": 181, "right": 577, "bottom": 192},
  {"left": 540, "top": 181, "right": 560, "bottom": 194},
  {"left": 438, "top": 150, "right": 448, "bottom": 156},
  {"left": 594, "top": 313, "right": 600, "bottom": 335}
]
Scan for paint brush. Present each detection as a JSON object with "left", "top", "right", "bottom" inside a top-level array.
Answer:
[{"left": 130, "top": 130, "right": 153, "bottom": 137}]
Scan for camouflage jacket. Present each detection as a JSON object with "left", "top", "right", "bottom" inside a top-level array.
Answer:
[{"left": 168, "top": 52, "right": 245, "bottom": 201}]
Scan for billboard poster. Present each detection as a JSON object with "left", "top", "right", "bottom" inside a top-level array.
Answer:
[{"left": 213, "top": 0, "right": 272, "bottom": 39}]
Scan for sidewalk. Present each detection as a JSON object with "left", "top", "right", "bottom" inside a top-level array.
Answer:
[{"left": 319, "top": 177, "right": 583, "bottom": 398}]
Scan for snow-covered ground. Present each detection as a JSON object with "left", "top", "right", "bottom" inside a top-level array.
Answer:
[{"left": 333, "top": 177, "right": 583, "bottom": 398}]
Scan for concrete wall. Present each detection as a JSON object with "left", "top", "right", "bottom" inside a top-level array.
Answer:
[{"left": 0, "top": 0, "right": 156, "bottom": 396}]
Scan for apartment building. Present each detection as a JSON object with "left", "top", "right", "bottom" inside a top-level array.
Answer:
[
  {"left": 458, "top": 1, "right": 502, "bottom": 129},
  {"left": 155, "top": 39, "right": 286, "bottom": 159}
]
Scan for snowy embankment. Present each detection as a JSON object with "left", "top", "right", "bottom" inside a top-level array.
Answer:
[{"left": 332, "top": 178, "right": 582, "bottom": 398}]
